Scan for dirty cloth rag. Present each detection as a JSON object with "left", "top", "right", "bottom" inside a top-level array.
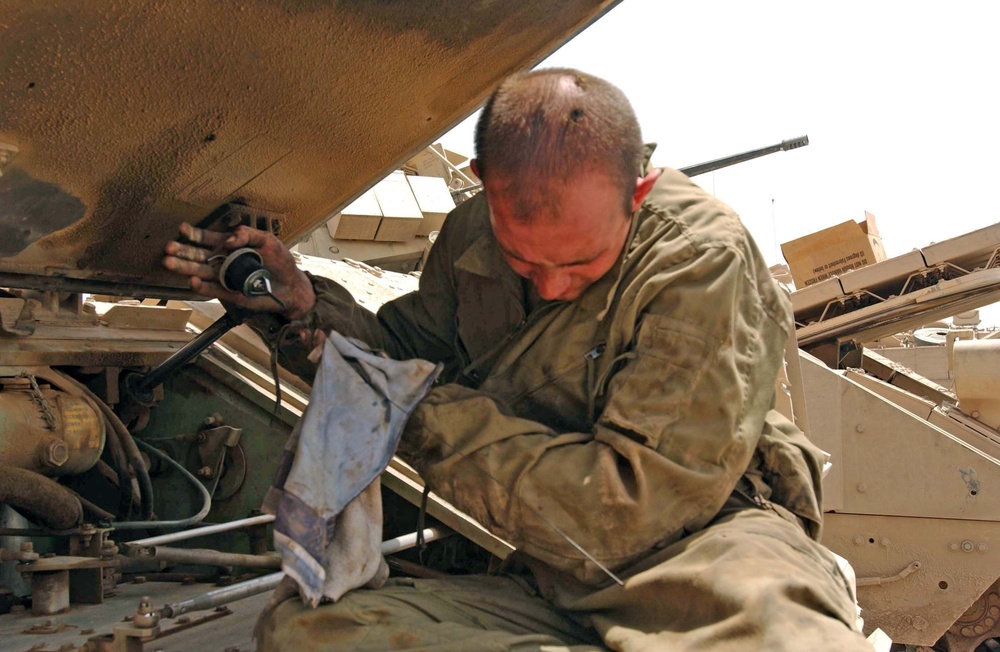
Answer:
[{"left": 262, "top": 330, "right": 440, "bottom": 607}]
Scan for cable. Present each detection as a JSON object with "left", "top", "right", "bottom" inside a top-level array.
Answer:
[{"left": 112, "top": 438, "right": 212, "bottom": 531}]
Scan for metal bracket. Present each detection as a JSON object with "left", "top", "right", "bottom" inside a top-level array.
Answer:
[{"left": 856, "top": 560, "right": 922, "bottom": 587}]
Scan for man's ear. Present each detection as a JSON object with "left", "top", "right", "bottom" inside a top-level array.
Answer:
[
  {"left": 631, "top": 168, "right": 662, "bottom": 212},
  {"left": 470, "top": 159, "right": 480, "bottom": 180}
]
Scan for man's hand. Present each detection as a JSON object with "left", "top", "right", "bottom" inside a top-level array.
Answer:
[{"left": 163, "top": 223, "right": 316, "bottom": 320}]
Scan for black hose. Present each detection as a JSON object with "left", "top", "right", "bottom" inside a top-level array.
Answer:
[
  {"left": 112, "top": 439, "right": 212, "bottom": 531},
  {"left": 0, "top": 465, "right": 83, "bottom": 530},
  {"left": 64, "top": 486, "right": 116, "bottom": 522},
  {"left": 44, "top": 369, "right": 155, "bottom": 520},
  {"left": 94, "top": 398, "right": 135, "bottom": 517}
]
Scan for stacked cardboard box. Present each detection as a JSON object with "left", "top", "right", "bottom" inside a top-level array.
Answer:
[{"left": 780, "top": 211, "right": 888, "bottom": 288}]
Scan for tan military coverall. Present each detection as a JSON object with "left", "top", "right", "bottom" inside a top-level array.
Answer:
[{"left": 256, "top": 168, "right": 871, "bottom": 651}]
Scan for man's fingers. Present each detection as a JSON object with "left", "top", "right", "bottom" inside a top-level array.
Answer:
[
  {"left": 179, "top": 222, "right": 228, "bottom": 248},
  {"left": 162, "top": 256, "right": 219, "bottom": 281},
  {"left": 225, "top": 226, "right": 272, "bottom": 250},
  {"left": 164, "top": 241, "right": 214, "bottom": 263}
]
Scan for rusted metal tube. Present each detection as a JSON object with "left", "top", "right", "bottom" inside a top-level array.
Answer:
[
  {"left": 140, "top": 546, "right": 282, "bottom": 569},
  {"left": 0, "top": 465, "right": 82, "bottom": 530}
]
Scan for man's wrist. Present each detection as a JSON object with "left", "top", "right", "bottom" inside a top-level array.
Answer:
[{"left": 283, "top": 270, "right": 317, "bottom": 320}]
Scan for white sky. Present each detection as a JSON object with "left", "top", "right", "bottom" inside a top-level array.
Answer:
[{"left": 438, "top": 0, "right": 1000, "bottom": 326}]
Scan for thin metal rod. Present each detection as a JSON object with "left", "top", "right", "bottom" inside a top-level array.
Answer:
[
  {"left": 163, "top": 571, "right": 284, "bottom": 618},
  {"left": 133, "top": 313, "right": 238, "bottom": 397},
  {"left": 125, "top": 514, "right": 275, "bottom": 549},
  {"left": 141, "top": 546, "right": 281, "bottom": 569},
  {"left": 160, "top": 527, "right": 450, "bottom": 618}
]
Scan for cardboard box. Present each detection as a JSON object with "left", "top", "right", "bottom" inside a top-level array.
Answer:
[
  {"left": 373, "top": 171, "right": 423, "bottom": 242},
  {"left": 780, "top": 211, "right": 888, "bottom": 288},
  {"left": 406, "top": 175, "right": 456, "bottom": 236},
  {"left": 327, "top": 189, "right": 382, "bottom": 241}
]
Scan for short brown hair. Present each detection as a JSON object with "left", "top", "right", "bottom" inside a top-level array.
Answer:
[{"left": 474, "top": 68, "right": 643, "bottom": 215}]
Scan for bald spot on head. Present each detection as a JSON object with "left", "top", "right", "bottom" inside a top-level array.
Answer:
[{"left": 474, "top": 68, "right": 644, "bottom": 222}]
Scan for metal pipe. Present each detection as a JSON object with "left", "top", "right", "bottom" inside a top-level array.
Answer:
[
  {"left": 125, "top": 514, "right": 275, "bottom": 549},
  {"left": 140, "top": 546, "right": 281, "bottom": 569},
  {"left": 160, "top": 527, "right": 451, "bottom": 618},
  {"left": 163, "top": 571, "right": 284, "bottom": 618},
  {"left": 381, "top": 527, "right": 448, "bottom": 555},
  {"left": 0, "top": 465, "right": 82, "bottom": 530},
  {"left": 126, "top": 313, "right": 239, "bottom": 404}
]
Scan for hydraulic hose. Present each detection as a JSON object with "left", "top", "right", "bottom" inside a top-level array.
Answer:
[
  {"left": 0, "top": 465, "right": 82, "bottom": 530},
  {"left": 37, "top": 368, "right": 211, "bottom": 532},
  {"left": 112, "top": 438, "right": 212, "bottom": 531}
]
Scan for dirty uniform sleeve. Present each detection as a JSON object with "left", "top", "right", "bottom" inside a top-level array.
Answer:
[
  {"left": 246, "top": 218, "right": 463, "bottom": 381},
  {"left": 399, "top": 243, "right": 791, "bottom": 585}
]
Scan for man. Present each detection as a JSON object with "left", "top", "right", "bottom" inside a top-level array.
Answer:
[{"left": 164, "top": 69, "right": 871, "bottom": 650}]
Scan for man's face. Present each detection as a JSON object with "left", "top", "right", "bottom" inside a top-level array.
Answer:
[{"left": 485, "top": 170, "right": 633, "bottom": 301}]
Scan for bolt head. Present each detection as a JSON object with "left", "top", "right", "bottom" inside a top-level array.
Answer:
[
  {"left": 855, "top": 424, "right": 866, "bottom": 433},
  {"left": 857, "top": 483, "right": 868, "bottom": 493},
  {"left": 880, "top": 537, "right": 891, "bottom": 547},
  {"left": 951, "top": 542, "right": 960, "bottom": 551},
  {"left": 40, "top": 439, "right": 69, "bottom": 467},
  {"left": 962, "top": 540, "right": 975, "bottom": 552},
  {"left": 980, "top": 543, "right": 989, "bottom": 552},
  {"left": 196, "top": 466, "right": 214, "bottom": 478},
  {"left": 853, "top": 536, "right": 864, "bottom": 545}
]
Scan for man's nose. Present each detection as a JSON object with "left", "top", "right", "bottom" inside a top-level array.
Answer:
[{"left": 533, "top": 270, "right": 572, "bottom": 300}]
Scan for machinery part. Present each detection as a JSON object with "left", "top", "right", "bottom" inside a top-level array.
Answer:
[
  {"left": 124, "top": 513, "right": 275, "bottom": 549},
  {"left": 46, "top": 369, "right": 152, "bottom": 521},
  {"left": 217, "top": 248, "right": 283, "bottom": 309},
  {"left": 857, "top": 561, "right": 922, "bottom": 587},
  {"left": 0, "top": 377, "right": 104, "bottom": 476},
  {"left": 194, "top": 425, "right": 246, "bottom": 501},
  {"left": 160, "top": 527, "right": 452, "bottom": 618},
  {"left": 953, "top": 339, "right": 1000, "bottom": 430},
  {"left": 941, "top": 578, "right": 1000, "bottom": 652},
  {"left": 0, "top": 465, "right": 82, "bottom": 529},
  {"left": 112, "top": 439, "right": 211, "bottom": 531},
  {"left": 162, "top": 572, "right": 284, "bottom": 618},
  {"left": 133, "top": 595, "right": 160, "bottom": 629},
  {"left": 678, "top": 135, "right": 809, "bottom": 177},
  {"left": 124, "top": 313, "right": 239, "bottom": 406},
  {"left": 133, "top": 546, "right": 281, "bottom": 570},
  {"left": 29, "top": 569, "right": 69, "bottom": 616}
]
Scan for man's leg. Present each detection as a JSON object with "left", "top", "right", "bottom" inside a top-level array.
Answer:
[
  {"left": 560, "top": 508, "right": 871, "bottom": 652},
  {"left": 257, "top": 574, "right": 604, "bottom": 652}
]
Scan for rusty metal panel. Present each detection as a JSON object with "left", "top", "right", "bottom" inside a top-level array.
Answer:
[{"left": 0, "top": 1, "right": 620, "bottom": 296}]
